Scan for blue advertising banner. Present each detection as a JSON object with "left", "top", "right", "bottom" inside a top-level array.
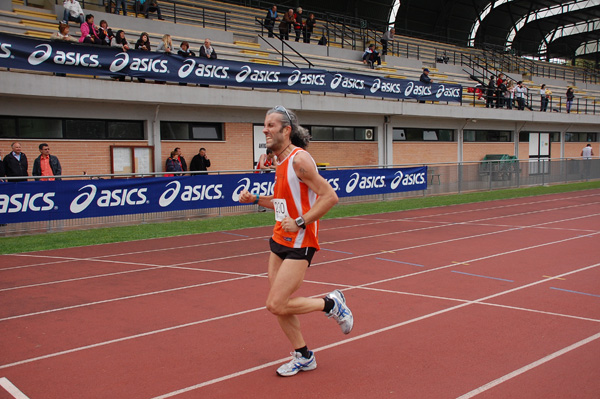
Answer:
[
  {"left": 0, "top": 32, "right": 462, "bottom": 102},
  {"left": 0, "top": 167, "right": 427, "bottom": 224}
]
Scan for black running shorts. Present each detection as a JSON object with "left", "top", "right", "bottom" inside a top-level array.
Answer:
[{"left": 269, "top": 237, "right": 317, "bottom": 266}]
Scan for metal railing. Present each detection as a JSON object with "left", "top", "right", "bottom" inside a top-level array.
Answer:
[{"left": 1, "top": 157, "right": 597, "bottom": 235}]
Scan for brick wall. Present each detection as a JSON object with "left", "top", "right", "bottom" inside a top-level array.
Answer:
[
  {"left": 393, "top": 142, "right": 458, "bottom": 164},
  {"left": 307, "top": 142, "right": 378, "bottom": 166}
]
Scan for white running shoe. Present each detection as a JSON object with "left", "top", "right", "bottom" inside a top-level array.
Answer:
[
  {"left": 276, "top": 351, "right": 317, "bottom": 376},
  {"left": 326, "top": 289, "right": 354, "bottom": 334}
]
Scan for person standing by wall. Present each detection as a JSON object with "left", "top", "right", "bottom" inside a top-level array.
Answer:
[
  {"left": 3, "top": 142, "right": 28, "bottom": 182},
  {"left": 190, "top": 147, "right": 211, "bottom": 174},
  {"left": 32, "top": 143, "right": 62, "bottom": 181},
  {"left": 238, "top": 105, "right": 353, "bottom": 377}
]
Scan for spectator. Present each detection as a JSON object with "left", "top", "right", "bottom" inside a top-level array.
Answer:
[
  {"left": 514, "top": 81, "right": 527, "bottom": 110},
  {"left": 135, "top": 32, "right": 151, "bottom": 51},
  {"left": 581, "top": 143, "right": 595, "bottom": 178},
  {"left": 304, "top": 13, "right": 316, "bottom": 43},
  {"left": 157, "top": 34, "right": 173, "bottom": 53},
  {"left": 51, "top": 22, "right": 78, "bottom": 42},
  {"left": 175, "top": 147, "right": 187, "bottom": 171},
  {"left": 264, "top": 5, "right": 279, "bottom": 38},
  {"left": 496, "top": 73, "right": 506, "bottom": 108},
  {"left": 293, "top": 7, "right": 303, "bottom": 42},
  {"left": 506, "top": 80, "right": 515, "bottom": 109},
  {"left": 178, "top": 41, "right": 195, "bottom": 86},
  {"left": 114, "top": 0, "right": 128, "bottom": 16},
  {"left": 3, "top": 142, "right": 28, "bottom": 182},
  {"left": 362, "top": 44, "right": 381, "bottom": 69},
  {"left": 79, "top": 14, "right": 101, "bottom": 45},
  {"left": 566, "top": 87, "right": 575, "bottom": 113},
  {"left": 138, "top": 0, "right": 164, "bottom": 20},
  {"left": 581, "top": 143, "right": 594, "bottom": 159},
  {"left": 63, "top": 0, "right": 84, "bottom": 25},
  {"left": 381, "top": 27, "right": 394, "bottom": 55},
  {"left": 178, "top": 41, "right": 195, "bottom": 57},
  {"left": 485, "top": 76, "right": 496, "bottom": 108},
  {"left": 32, "top": 143, "right": 62, "bottom": 181},
  {"left": 279, "top": 9, "right": 294, "bottom": 40},
  {"left": 199, "top": 38, "right": 217, "bottom": 59},
  {"left": 165, "top": 150, "right": 183, "bottom": 176},
  {"left": 111, "top": 30, "right": 130, "bottom": 51},
  {"left": 418, "top": 68, "right": 433, "bottom": 103},
  {"left": 0, "top": 149, "right": 5, "bottom": 181},
  {"left": 436, "top": 51, "right": 449, "bottom": 64},
  {"left": 256, "top": 148, "right": 276, "bottom": 173},
  {"left": 540, "top": 84, "right": 550, "bottom": 112},
  {"left": 190, "top": 147, "right": 211, "bottom": 174},
  {"left": 135, "top": 32, "right": 151, "bottom": 83},
  {"left": 97, "top": 20, "right": 114, "bottom": 46}
]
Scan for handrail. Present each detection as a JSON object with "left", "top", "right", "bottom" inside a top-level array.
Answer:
[
  {"left": 254, "top": 17, "right": 314, "bottom": 68},
  {"left": 2, "top": 156, "right": 598, "bottom": 182}
]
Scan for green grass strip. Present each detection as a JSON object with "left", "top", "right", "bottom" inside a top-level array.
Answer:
[{"left": 1, "top": 181, "right": 598, "bottom": 255}]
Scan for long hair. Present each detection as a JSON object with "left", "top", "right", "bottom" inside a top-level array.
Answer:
[{"left": 267, "top": 106, "right": 310, "bottom": 149}]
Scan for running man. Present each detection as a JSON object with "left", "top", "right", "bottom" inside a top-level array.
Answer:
[{"left": 238, "top": 105, "right": 354, "bottom": 376}]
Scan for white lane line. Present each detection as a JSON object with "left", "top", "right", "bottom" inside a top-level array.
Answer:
[
  {"left": 455, "top": 331, "right": 600, "bottom": 399},
  {"left": 7, "top": 191, "right": 598, "bottom": 264},
  {"left": 0, "top": 377, "right": 30, "bottom": 399},
  {"left": 0, "top": 273, "right": 266, "bottom": 322},
  {"left": 2, "top": 215, "right": 597, "bottom": 320},
  {"left": 150, "top": 261, "right": 600, "bottom": 399}
]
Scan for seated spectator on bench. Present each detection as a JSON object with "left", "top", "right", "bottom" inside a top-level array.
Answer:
[
  {"left": 51, "top": 22, "right": 78, "bottom": 42},
  {"left": 157, "top": 34, "right": 173, "bottom": 53},
  {"left": 362, "top": 44, "right": 381, "bottom": 69},
  {"left": 63, "top": 0, "right": 84, "bottom": 25},
  {"left": 79, "top": 14, "right": 102, "bottom": 45},
  {"left": 135, "top": 32, "right": 151, "bottom": 51},
  {"left": 98, "top": 20, "right": 114, "bottom": 46},
  {"left": 199, "top": 38, "right": 217, "bottom": 59},
  {"left": 177, "top": 41, "right": 195, "bottom": 86},
  {"left": 137, "top": 0, "right": 164, "bottom": 20},
  {"left": 111, "top": 30, "right": 130, "bottom": 51},
  {"left": 135, "top": 32, "right": 151, "bottom": 83},
  {"left": 178, "top": 41, "right": 195, "bottom": 58}
]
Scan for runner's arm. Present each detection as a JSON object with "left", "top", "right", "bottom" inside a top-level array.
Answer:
[
  {"left": 290, "top": 151, "right": 338, "bottom": 226},
  {"left": 238, "top": 189, "right": 274, "bottom": 209}
]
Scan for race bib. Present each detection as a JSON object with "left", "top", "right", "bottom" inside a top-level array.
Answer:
[{"left": 272, "top": 198, "right": 289, "bottom": 222}]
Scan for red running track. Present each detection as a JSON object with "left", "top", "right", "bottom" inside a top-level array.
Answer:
[{"left": 1, "top": 189, "right": 599, "bottom": 399}]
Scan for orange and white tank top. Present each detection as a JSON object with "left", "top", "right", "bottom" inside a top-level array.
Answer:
[{"left": 272, "top": 147, "right": 320, "bottom": 250}]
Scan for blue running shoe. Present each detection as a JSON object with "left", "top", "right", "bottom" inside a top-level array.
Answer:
[
  {"left": 326, "top": 289, "right": 354, "bottom": 334},
  {"left": 276, "top": 351, "right": 317, "bottom": 376}
]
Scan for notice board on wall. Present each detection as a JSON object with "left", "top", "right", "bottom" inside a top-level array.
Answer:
[{"left": 110, "top": 146, "right": 154, "bottom": 175}]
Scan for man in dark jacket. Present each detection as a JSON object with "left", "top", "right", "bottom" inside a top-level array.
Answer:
[
  {"left": 190, "top": 147, "right": 211, "bottom": 174},
  {"left": 3, "top": 142, "right": 28, "bottom": 182},
  {"left": 32, "top": 143, "right": 62, "bottom": 181}
]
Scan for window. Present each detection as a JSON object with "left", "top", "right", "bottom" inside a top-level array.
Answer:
[
  {"left": 161, "top": 122, "right": 223, "bottom": 140},
  {"left": 0, "top": 116, "right": 144, "bottom": 140},
  {"left": 565, "top": 132, "right": 598, "bottom": 142},
  {"left": 308, "top": 126, "right": 375, "bottom": 141},
  {"left": 464, "top": 130, "right": 512, "bottom": 142},
  {"left": 393, "top": 128, "right": 455, "bottom": 141},
  {"left": 520, "top": 132, "right": 560, "bottom": 142}
]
